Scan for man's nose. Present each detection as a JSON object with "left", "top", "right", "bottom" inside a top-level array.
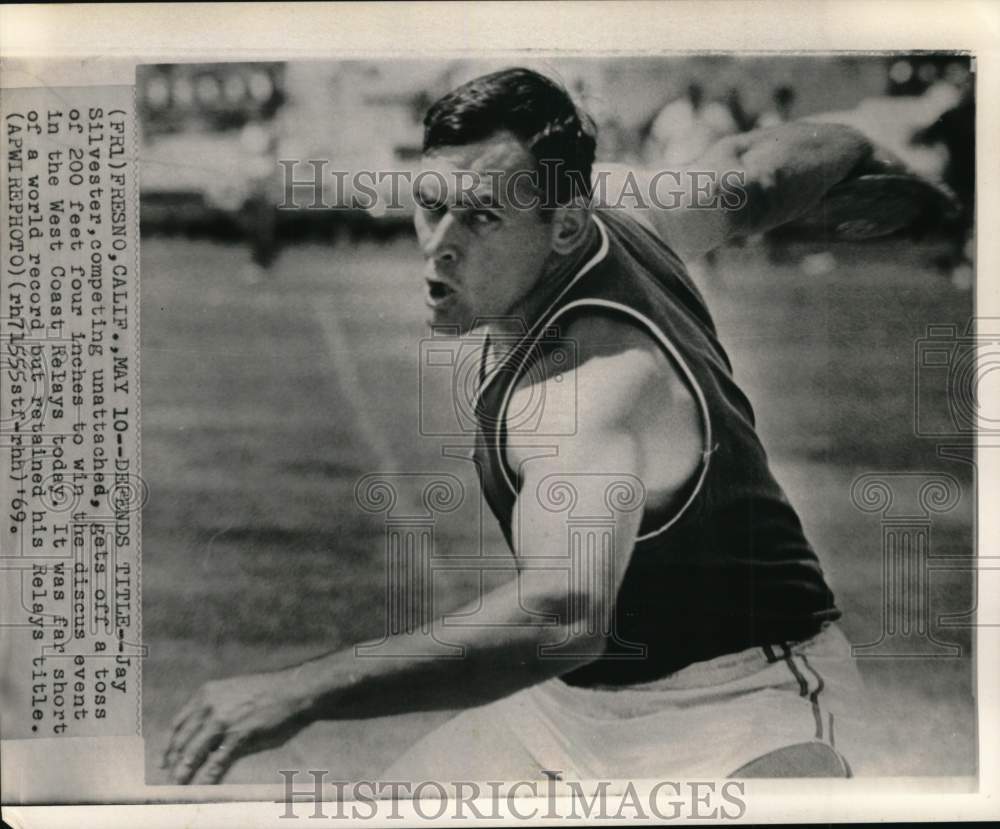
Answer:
[
  {"left": 431, "top": 248, "right": 459, "bottom": 272},
  {"left": 422, "top": 213, "right": 461, "bottom": 268}
]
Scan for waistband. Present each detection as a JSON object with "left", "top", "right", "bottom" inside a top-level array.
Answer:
[{"left": 557, "top": 620, "right": 844, "bottom": 695}]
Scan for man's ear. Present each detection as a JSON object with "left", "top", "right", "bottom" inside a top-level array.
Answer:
[{"left": 549, "top": 202, "right": 592, "bottom": 255}]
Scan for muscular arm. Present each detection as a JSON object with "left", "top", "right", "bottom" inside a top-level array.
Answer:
[
  {"left": 162, "top": 322, "right": 663, "bottom": 784},
  {"left": 596, "top": 121, "right": 873, "bottom": 259}
]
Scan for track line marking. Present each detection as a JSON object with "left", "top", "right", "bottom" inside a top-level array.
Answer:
[{"left": 313, "top": 298, "right": 420, "bottom": 513}]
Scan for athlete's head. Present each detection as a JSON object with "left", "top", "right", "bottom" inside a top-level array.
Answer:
[{"left": 416, "top": 67, "right": 597, "bottom": 331}]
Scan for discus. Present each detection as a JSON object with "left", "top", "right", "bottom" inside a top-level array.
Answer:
[{"left": 784, "top": 173, "right": 961, "bottom": 241}]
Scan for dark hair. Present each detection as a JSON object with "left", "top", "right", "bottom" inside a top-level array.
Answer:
[{"left": 422, "top": 67, "right": 597, "bottom": 209}]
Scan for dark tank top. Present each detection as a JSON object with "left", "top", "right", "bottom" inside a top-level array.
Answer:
[{"left": 471, "top": 208, "right": 840, "bottom": 687}]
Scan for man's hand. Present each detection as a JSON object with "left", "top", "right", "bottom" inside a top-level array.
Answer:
[{"left": 162, "top": 671, "right": 312, "bottom": 784}]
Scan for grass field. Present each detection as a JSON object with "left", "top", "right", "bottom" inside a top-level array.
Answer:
[{"left": 141, "top": 233, "right": 976, "bottom": 783}]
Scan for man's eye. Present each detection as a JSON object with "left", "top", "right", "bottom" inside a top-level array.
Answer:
[{"left": 467, "top": 210, "right": 498, "bottom": 227}]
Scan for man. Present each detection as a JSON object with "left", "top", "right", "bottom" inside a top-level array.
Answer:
[{"left": 164, "top": 68, "right": 885, "bottom": 784}]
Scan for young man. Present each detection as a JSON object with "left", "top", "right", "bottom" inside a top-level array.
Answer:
[{"left": 164, "top": 68, "right": 882, "bottom": 784}]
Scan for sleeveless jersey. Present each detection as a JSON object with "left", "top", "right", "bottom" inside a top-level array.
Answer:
[{"left": 471, "top": 209, "right": 840, "bottom": 687}]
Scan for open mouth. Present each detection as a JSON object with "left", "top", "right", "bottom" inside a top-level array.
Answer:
[{"left": 425, "top": 278, "right": 458, "bottom": 307}]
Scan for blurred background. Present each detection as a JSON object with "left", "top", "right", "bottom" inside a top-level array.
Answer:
[
  {"left": 139, "top": 56, "right": 977, "bottom": 783},
  {"left": 137, "top": 55, "right": 974, "bottom": 283}
]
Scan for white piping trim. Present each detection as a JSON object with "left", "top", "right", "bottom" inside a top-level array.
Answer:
[
  {"left": 471, "top": 215, "right": 611, "bottom": 412},
  {"left": 495, "top": 297, "right": 713, "bottom": 542}
]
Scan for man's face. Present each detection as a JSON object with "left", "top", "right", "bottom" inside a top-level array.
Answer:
[{"left": 414, "top": 131, "right": 554, "bottom": 332}]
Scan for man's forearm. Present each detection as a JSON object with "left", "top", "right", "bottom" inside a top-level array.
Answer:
[
  {"left": 727, "top": 121, "right": 874, "bottom": 236},
  {"left": 638, "top": 121, "right": 873, "bottom": 258},
  {"left": 163, "top": 553, "right": 608, "bottom": 784},
  {"left": 286, "top": 578, "right": 601, "bottom": 722}
]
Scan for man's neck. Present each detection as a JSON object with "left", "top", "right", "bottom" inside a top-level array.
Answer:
[{"left": 484, "top": 216, "right": 600, "bottom": 357}]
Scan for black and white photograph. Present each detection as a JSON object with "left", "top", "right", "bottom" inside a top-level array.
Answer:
[
  {"left": 2, "top": 3, "right": 998, "bottom": 825},
  {"left": 137, "top": 55, "right": 976, "bottom": 787}
]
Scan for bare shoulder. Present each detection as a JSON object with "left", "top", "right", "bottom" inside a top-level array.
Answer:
[{"left": 506, "top": 310, "right": 694, "bottom": 444}]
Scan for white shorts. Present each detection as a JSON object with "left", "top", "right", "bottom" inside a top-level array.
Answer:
[{"left": 384, "top": 623, "right": 873, "bottom": 781}]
